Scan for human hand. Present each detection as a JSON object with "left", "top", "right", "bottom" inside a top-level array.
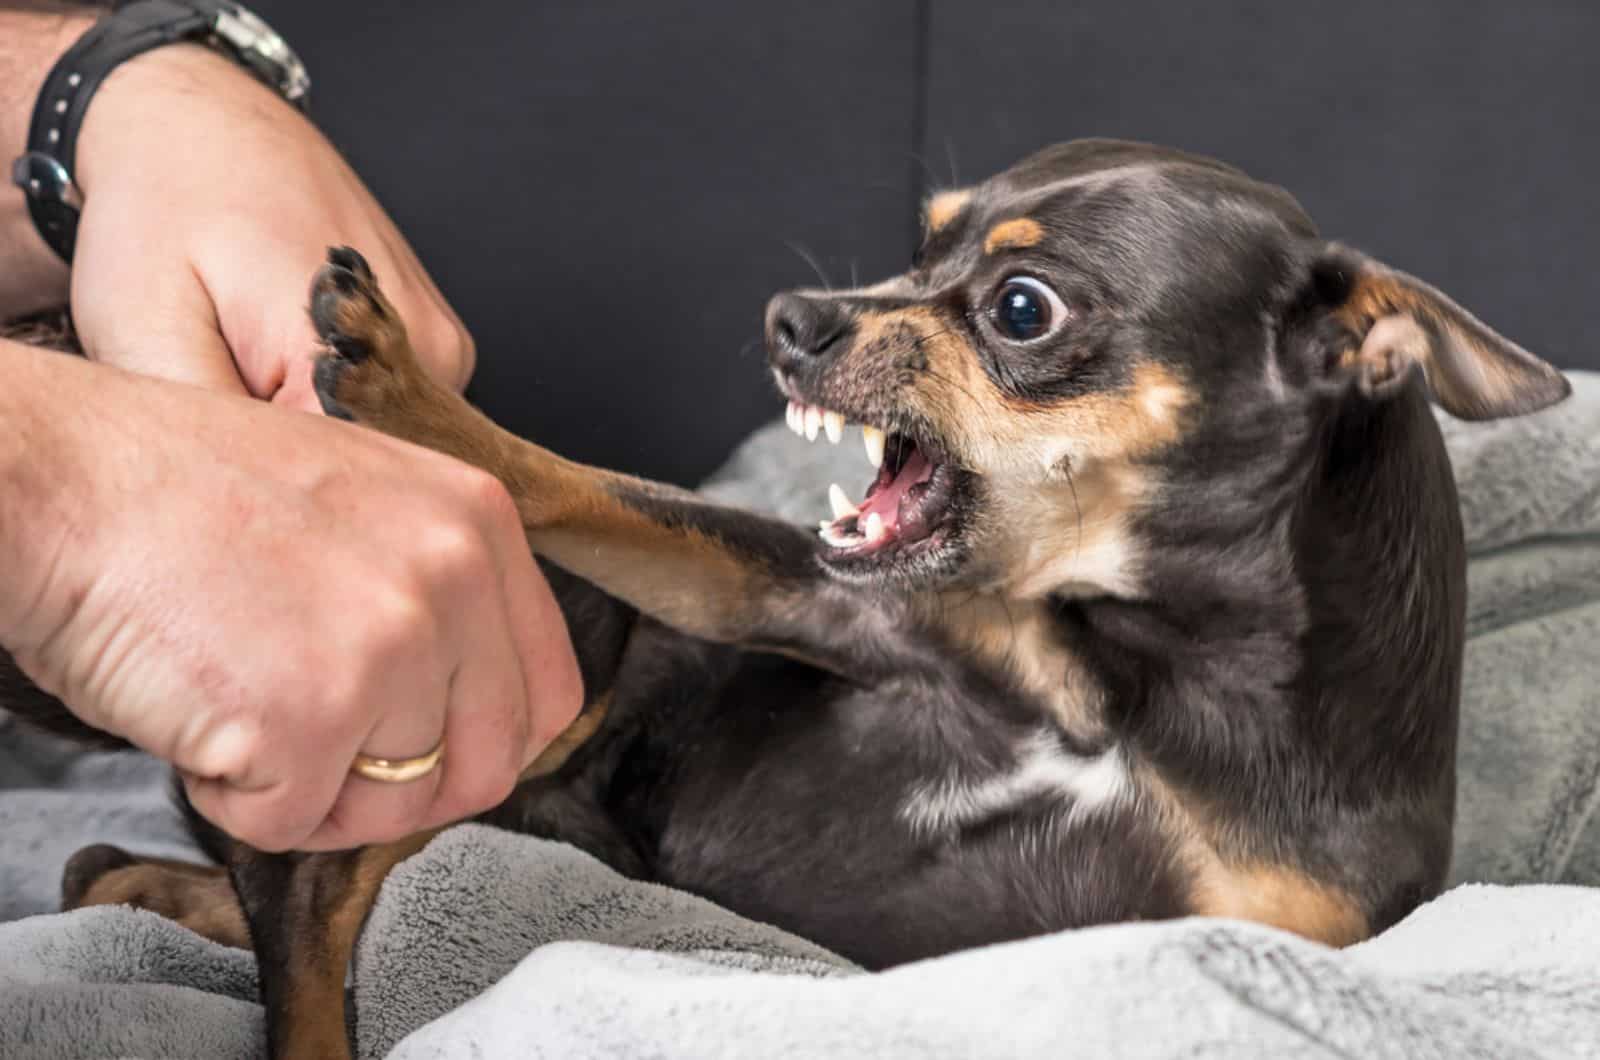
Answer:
[
  {"left": 65, "top": 40, "right": 473, "bottom": 408},
  {"left": 0, "top": 346, "right": 581, "bottom": 852}
]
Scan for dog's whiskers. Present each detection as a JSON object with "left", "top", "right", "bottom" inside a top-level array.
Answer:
[
  {"left": 785, "top": 241, "right": 834, "bottom": 293},
  {"left": 1063, "top": 456, "right": 1083, "bottom": 563},
  {"left": 921, "top": 365, "right": 984, "bottom": 410}
]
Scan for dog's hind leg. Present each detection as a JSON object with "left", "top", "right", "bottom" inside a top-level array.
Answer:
[
  {"left": 309, "top": 246, "right": 916, "bottom": 682},
  {"left": 61, "top": 845, "right": 252, "bottom": 949}
]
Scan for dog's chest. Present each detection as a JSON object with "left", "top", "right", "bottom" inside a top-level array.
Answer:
[
  {"left": 897, "top": 729, "right": 1131, "bottom": 839},
  {"left": 634, "top": 628, "right": 1153, "bottom": 966},
  {"left": 916, "top": 593, "right": 1113, "bottom": 745},
  {"left": 645, "top": 595, "right": 1131, "bottom": 874}
]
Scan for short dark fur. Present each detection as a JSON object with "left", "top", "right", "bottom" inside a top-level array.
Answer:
[{"left": 2, "top": 139, "right": 1569, "bottom": 1059}]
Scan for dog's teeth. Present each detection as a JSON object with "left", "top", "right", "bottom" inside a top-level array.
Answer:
[
  {"left": 828, "top": 483, "right": 858, "bottom": 519},
  {"left": 786, "top": 401, "right": 803, "bottom": 436},
  {"left": 862, "top": 425, "right": 886, "bottom": 468},
  {"left": 804, "top": 406, "right": 822, "bottom": 442},
  {"left": 823, "top": 410, "right": 844, "bottom": 444},
  {"left": 863, "top": 511, "right": 887, "bottom": 543}
]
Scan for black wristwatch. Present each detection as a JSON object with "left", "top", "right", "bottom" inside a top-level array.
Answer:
[{"left": 9, "top": 0, "right": 310, "bottom": 264}]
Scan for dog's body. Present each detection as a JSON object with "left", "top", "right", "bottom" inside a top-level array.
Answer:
[{"left": 3, "top": 140, "right": 1570, "bottom": 1058}]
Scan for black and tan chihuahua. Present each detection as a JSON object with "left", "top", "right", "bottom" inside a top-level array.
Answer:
[{"left": 3, "top": 140, "right": 1571, "bottom": 1058}]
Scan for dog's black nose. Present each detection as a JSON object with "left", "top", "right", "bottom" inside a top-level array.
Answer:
[{"left": 765, "top": 292, "right": 851, "bottom": 371}]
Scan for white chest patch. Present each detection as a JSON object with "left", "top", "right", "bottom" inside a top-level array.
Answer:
[{"left": 899, "top": 730, "right": 1132, "bottom": 838}]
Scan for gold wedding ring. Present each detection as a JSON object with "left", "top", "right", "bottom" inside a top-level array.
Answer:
[{"left": 350, "top": 739, "right": 445, "bottom": 783}]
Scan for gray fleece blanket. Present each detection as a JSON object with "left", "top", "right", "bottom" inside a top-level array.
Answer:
[{"left": 2, "top": 375, "right": 1598, "bottom": 1059}]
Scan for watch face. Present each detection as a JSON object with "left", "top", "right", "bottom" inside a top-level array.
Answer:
[{"left": 214, "top": 5, "right": 311, "bottom": 107}]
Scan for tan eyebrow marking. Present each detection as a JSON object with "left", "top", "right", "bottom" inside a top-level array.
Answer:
[
  {"left": 925, "top": 189, "right": 973, "bottom": 233},
  {"left": 984, "top": 218, "right": 1045, "bottom": 255}
]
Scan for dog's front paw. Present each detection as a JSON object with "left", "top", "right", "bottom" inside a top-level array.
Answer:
[{"left": 310, "top": 245, "right": 418, "bottom": 423}]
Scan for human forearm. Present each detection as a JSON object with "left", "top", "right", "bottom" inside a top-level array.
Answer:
[
  {"left": 0, "top": 337, "right": 95, "bottom": 641},
  {"left": 0, "top": 4, "right": 101, "bottom": 317}
]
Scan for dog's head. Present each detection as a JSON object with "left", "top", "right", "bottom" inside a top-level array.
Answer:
[{"left": 766, "top": 139, "right": 1569, "bottom": 595}]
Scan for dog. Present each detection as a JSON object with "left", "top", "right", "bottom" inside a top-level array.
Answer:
[{"left": 3, "top": 139, "right": 1570, "bottom": 1058}]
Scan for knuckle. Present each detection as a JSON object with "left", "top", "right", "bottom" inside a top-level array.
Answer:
[
  {"left": 359, "top": 586, "right": 438, "bottom": 662},
  {"left": 408, "top": 310, "right": 475, "bottom": 392},
  {"left": 187, "top": 716, "right": 265, "bottom": 780},
  {"left": 449, "top": 320, "right": 477, "bottom": 387},
  {"left": 459, "top": 466, "right": 515, "bottom": 519},
  {"left": 416, "top": 520, "right": 486, "bottom": 584}
]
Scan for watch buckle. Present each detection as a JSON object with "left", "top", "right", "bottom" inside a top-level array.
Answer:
[{"left": 11, "top": 151, "right": 83, "bottom": 211}]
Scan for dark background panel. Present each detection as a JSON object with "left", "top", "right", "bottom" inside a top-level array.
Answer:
[
  {"left": 922, "top": 0, "right": 1600, "bottom": 372},
  {"left": 255, "top": 0, "right": 920, "bottom": 485}
]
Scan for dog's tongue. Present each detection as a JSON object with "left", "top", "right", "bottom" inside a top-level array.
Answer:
[
  {"left": 862, "top": 445, "right": 936, "bottom": 535},
  {"left": 818, "top": 440, "right": 945, "bottom": 552}
]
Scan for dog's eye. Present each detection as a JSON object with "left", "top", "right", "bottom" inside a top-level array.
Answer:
[{"left": 990, "top": 277, "right": 1069, "bottom": 342}]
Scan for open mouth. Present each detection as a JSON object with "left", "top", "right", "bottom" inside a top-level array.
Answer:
[{"left": 784, "top": 400, "right": 962, "bottom": 562}]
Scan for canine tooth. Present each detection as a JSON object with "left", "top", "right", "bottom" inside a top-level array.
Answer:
[
  {"left": 862, "top": 425, "right": 886, "bottom": 468},
  {"left": 786, "top": 401, "right": 802, "bottom": 435},
  {"left": 863, "top": 511, "right": 886, "bottom": 543},
  {"left": 823, "top": 410, "right": 844, "bottom": 444},
  {"left": 804, "top": 405, "right": 822, "bottom": 441},
  {"left": 828, "top": 483, "right": 859, "bottom": 518}
]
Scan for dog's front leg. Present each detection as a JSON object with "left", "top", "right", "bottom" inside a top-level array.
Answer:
[
  {"left": 225, "top": 835, "right": 435, "bottom": 1060},
  {"left": 309, "top": 247, "right": 914, "bottom": 680}
]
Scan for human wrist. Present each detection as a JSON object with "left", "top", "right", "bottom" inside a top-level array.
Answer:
[
  {"left": 0, "top": 6, "right": 101, "bottom": 314},
  {"left": 75, "top": 39, "right": 301, "bottom": 202}
]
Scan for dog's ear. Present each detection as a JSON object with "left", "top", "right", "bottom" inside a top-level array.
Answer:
[{"left": 1300, "top": 244, "right": 1570, "bottom": 420}]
